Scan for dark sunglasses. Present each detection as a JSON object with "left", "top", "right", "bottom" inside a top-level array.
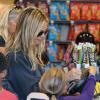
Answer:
[{"left": 37, "top": 30, "right": 48, "bottom": 37}]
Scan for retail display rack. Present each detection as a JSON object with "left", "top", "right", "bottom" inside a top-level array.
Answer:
[{"left": 47, "top": 0, "right": 100, "bottom": 64}]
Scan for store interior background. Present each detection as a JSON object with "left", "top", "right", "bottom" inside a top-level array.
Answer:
[{"left": 0, "top": 0, "right": 100, "bottom": 99}]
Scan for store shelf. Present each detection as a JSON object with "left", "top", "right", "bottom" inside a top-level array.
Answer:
[
  {"left": 53, "top": 41, "right": 72, "bottom": 44},
  {"left": 47, "top": 40, "right": 72, "bottom": 44},
  {"left": 50, "top": 20, "right": 70, "bottom": 25},
  {"left": 96, "top": 41, "right": 100, "bottom": 44},
  {"left": 29, "top": 0, "right": 47, "bottom": 3},
  {"left": 50, "top": 0, "right": 66, "bottom": 2},
  {"left": 50, "top": 20, "right": 100, "bottom": 25},
  {"left": 74, "top": 20, "right": 100, "bottom": 24},
  {"left": 50, "top": 60, "right": 63, "bottom": 63},
  {"left": 71, "top": 0, "right": 100, "bottom": 3},
  {"left": 40, "top": 0, "right": 47, "bottom": 3},
  {"left": 50, "top": 60, "right": 66, "bottom": 65}
]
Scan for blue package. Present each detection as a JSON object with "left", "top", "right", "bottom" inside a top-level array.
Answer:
[
  {"left": 60, "top": 25, "right": 69, "bottom": 41},
  {"left": 58, "top": 3, "right": 70, "bottom": 20},
  {"left": 50, "top": 2, "right": 60, "bottom": 20},
  {"left": 47, "top": 44, "right": 58, "bottom": 62},
  {"left": 48, "top": 25, "right": 57, "bottom": 41}
]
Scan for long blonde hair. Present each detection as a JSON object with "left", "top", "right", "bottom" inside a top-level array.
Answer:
[
  {"left": 6, "top": 7, "right": 49, "bottom": 67},
  {"left": 39, "top": 67, "right": 67, "bottom": 100},
  {"left": 0, "top": 5, "right": 11, "bottom": 41},
  {"left": 0, "top": 5, "right": 21, "bottom": 41}
]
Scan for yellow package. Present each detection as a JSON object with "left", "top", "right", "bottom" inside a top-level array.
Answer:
[{"left": 94, "top": 82, "right": 100, "bottom": 95}]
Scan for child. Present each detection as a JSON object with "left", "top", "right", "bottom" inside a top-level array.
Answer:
[
  {"left": 0, "top": 52, "right": 18, "bottom": 100},
  {"left": 39, "top": 66, "right": 96, "bottom": 100}
]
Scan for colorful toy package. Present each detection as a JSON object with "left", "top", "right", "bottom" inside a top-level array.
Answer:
[
  {"left": 81, "top": 4, "right": 91, "bottom": 20},
  {"left": 91, "top": 4, "right": 100, "bottom": 20},
  {"left": 94, "top": 82, "right": 100, "bottom": 96},
  {"left": 47, "top": 43, "right": 58, "bottom": 62},
  {"left": 58, "top": 2, "right": 70, "bottom": 20},
  {"left": 88, "top": 24, "right": 100, "bottom": 41},
  {"left": 56, "top": 46, "right": 66, "bottom": 61},
  {"left": 67, "top": 26, "right": 75, "bottom": 40},
  {"left": 50, "top": 2, "right": 60, "bottom": 20},
  {"left": 56, "top": 25, "right": 61, "bottom": 41},
  {"left": 48, "top": 25, "right": 57, "bottom": 41},
  {"left": 60, "top": 25, "right": 69, "bottom": 41},
  {"left": 70, "top": 3, "right": 81, "bottom": 20}
]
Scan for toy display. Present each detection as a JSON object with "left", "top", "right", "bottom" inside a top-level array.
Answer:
[{"left": 72, "top": 43, "right": 97, "bottom": 69}]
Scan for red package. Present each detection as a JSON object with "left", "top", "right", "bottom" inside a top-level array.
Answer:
[
  {"left": 70, "top": 3, "right": 81, "bottom": 20},
  {"left": 81, "top": 4, "right": 91, "bottom": 20},
  {"left": 67, "top": 26, "right": 75, "bottom": 40},
  {"left": 97, "top": 4, "right": 100, "bottom": 20},
  {"left": 74, "top": 24, "right": 86, "bottom": 39},
  {"left": 91, "top": 4, "right": 100, "bottom": 20},
  {"left": 88, "top": 24, "right": 100, "bottom": 41}
]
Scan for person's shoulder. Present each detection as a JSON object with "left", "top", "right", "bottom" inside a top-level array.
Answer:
[
  {"left": 6, "top": 51, "right": 25, "bottom": 61},
  {"left": 6, "top": 50, "right": 31, "bottom": 69},
  {"left": 3, "top": 89, "right": 18, "bottom": 100},
  {"left": 7, "top": 50, "right": 23, "bottom": 57}
]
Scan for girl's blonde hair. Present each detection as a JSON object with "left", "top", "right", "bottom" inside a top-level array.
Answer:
[
  {"left": 39, "top": 67, "right": 67, "bottom": 100},
  {"left": 6, "top": 7, "right": 49, "bottom": 67}
]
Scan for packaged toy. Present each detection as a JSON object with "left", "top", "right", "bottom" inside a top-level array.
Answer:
[
  {"left": 60, "top": 25, "right": 69, "bottom": 41},
  {"left": 88, "top": 24, "right": 100, "bottom": 41},
  {"left": 58, "top": 2, "right": 70, "bottom": 20},
  {"left": 81, "top": 4, "right": 91, "bottom": 20},
  {"left": 48, "top": 25, "right": 57, "bottom": 41},
  {"left": 50, "top": 2, "right": 60, "bottom": 20},
  {"left": 70, "top": 3, "right": 81, "bottom": 20},
  {"left": 47, "top": 44, "right": 58, "bottom": 62}
]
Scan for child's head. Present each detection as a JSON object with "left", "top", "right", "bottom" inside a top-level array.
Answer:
[
  {"left": 0, "top": 35, "right": 5, "bottom": 54},
  {"left": 39, "top": 67, "right": 67, "bottom": 100},
  {"left": 0, "top": 52, "right": 8, "bottom": 80}
]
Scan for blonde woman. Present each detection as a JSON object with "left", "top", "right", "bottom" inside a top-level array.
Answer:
[
  {"left": 39, "top": 66, "right": 96, "bottom": 100},
  {"left": 0, "top": 5, "right": 20, "bottom": 42},
  {"left": 6, "top": 7, "right": 49, "bottom": 100}
]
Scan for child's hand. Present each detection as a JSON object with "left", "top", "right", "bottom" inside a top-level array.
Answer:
[{"left": 88, "top": 66, "right": 96, "bottom": 76}]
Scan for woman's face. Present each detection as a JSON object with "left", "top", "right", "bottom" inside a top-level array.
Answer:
[
  {"left": 8, "top": 20, "right": 16, "bottom": 34},
  {"left": 35, "top": 21, "right": 48, "bottom": 46}
]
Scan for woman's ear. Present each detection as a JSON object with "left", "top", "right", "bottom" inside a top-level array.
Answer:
[{"left": 0, "top": 70, "right": 7, "bottom": 79}]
